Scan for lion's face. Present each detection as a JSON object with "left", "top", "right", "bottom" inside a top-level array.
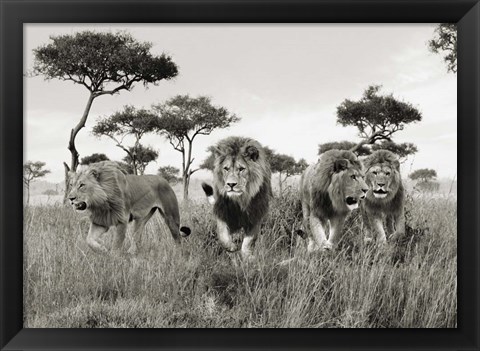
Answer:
[
  {"left": 212, "top": 137, "right": 270, "bottom": 209},
  {"left": 366, "top": 163, "right": 400, "bottom": 199},
  {"left": 219, "top": 156, "right": 249, "bottom": 197},
  {"left": 330, "top": 164, "right": 369, "bottom": 211},
  {"left": 67, "top": 169, "right": 108, "bottom": 212}
]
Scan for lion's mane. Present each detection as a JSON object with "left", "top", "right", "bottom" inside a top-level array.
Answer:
[
  {"left": 304, "top": 149, "right": 362, "bottom": 219},
  {"left": 363, "top": 149, "right": 404, "bottom": 210},
  {"left": 212, "top": 136, "right": 272, "bottom": 232},
  {"left": 75, "top": 161, "right": 128, "bottom": 227}
]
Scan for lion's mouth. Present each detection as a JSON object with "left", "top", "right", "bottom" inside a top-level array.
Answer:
[
  {"left": 73, "top": 202, "right": 87, "bottom": 211},
  {"left": 373, "top": 189, "right": 388, "bottom": 198},
  {"left": 226, "top": 190, "right": 243, "bottom": 197},
  {"left": 345, "top": 196, "right": 359, "bottom": 210}
]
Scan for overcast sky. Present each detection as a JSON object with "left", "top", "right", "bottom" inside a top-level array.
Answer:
[{"left": 24, "top": 24, "right": 457, "bottom": 183}]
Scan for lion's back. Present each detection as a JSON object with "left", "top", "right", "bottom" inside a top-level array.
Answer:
[{"left": 125, "top": 174, "right": 178, "bottom": 209}]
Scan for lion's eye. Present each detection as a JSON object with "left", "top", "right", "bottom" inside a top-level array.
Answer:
[
  {"left": 223, "top": 167, "right": 230, "bottom": 172},
  {"left": 372, "top": 171, "right": 378, "bottom": 175},
  {"left": 385, "top": 172, "right": 391, "bottom": 176},
  {"left": 238, "top": 167, "right": 246, "bottom": 172},
  {"left": 351, "top": 174, "right": 356, "bottom": 180},
  {"left": 78, "top": 183, "right": 85, "bottom": 189}
]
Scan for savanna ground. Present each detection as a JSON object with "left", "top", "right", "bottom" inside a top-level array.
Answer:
[{"left": 24, "top": 183, "right": 457, "bottom": 328}]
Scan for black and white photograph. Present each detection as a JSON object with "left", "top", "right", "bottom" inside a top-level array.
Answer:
[{"left": 23, "top": 24, "right": 457, "bottom": 328}]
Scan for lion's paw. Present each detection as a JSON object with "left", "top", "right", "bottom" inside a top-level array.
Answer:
[
  {"left": 127, "top": 245, "right": 138, "bottom": 256},
  {"left": 321, "top": 241, "right": 333, "bottom": 251}
]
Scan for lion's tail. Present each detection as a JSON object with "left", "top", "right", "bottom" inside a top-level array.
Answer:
[
  {"left": 201, "top": 182, "right": 216, "bottom": 205},
  {"left": 180, "top": 226, "right": 191, "bottom": 237}
]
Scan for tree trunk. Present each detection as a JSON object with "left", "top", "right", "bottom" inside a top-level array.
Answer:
[
  {"left": 63, "top": 162, "right": 70, "bottom": 204},
  {"left": 183, "top": 173, "right": 189, "bottom": 200},
  {"left": 278, "top": 172, "right": 283, "bottom": 194},
  {"left": 183, "top": 140, "right": 194, "bottom": 201},
  {"left": 350, "top": 139, "right": 369, "bottom": 153},
  {"left": 63, "top": 93, "right": 96, "bottom": 202},
  {"left": 26, "top": 184, "right": 30, "bottom": 206}
]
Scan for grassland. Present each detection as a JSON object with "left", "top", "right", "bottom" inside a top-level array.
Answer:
[{"left": 23, "top": 189, "right": 457, "bottom": 328}]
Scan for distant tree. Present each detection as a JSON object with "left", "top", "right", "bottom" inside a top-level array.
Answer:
[
  {"left": 429, "top": 23, "right": 457, "bottom": 73},
  {"left": 92, "top": 106, "right": 159, "bottom": 175},
  {"left": 409, "top": 168, "right": 437, "bottom": 183},
  {"left": 318, "top": 141, "right": 371, "bottom": 156},
  {"left": 318, "top": 140, "right": 417, "bottom": 162},
  {"left": 32, "top": 31, "right": 178, "bottom": 200},
  {"left": 80, "top": 153, "right": 110, "bottom": 165},
  {"left": 122, "top": 144, "right": 159, "bottom": 175},
  {"left": 370, "top": 141, "right": 418, "bottom": 162},
  {"left": 265, "top": 147, "right": 308, "bottom": 193},
  {"left": 337, "top": 85, "right": 422, "bottom": 154},
  {"left": 199, "top": 146, "right": 216, "bottom": 171},
  {"left": 23, "top": 161, "right": 50, "bottom": 205},
  {"left": 43, "top": 189, "right": 58, "bottom": 196},
  {"left": 158, "top": 166, "right": 181, "bottom": 184},
  {"left": 116, "top": 161, "right": 134, "bottom": 174},
  {"left": 153, "top": 95, "right": 240, "bottom": 200}
]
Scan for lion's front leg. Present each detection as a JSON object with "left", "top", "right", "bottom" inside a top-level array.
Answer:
[
  {"left": 217, "top": 219, "right": 238, "bottom": 252},
  {"left": 327, "top": 214, "right": 346, "bottom": 248},
  {"left": 309, "top": 215, "right": 331, "bottom": 251},
  {"left": 113, "top": 223, "right": 127, "bottom": 251},
  {"left": 390, "top": 207, "right": 406, "bottom": 241},
  {"left": 372, "top": 217, "right": 387, "bottom": 244},
  {"left": 86, "top": 223, "right": 109, "bottom": 254},
  {"left": 241, "top": 223, "right": 260, "bottom": 261}
]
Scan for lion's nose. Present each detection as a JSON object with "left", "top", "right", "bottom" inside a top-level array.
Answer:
[
  {"left": 377, "top": 183, "right": 385, "bottom": 187},
  {"left": 227, "top": 182, "right": 237, "bottom": 189}
]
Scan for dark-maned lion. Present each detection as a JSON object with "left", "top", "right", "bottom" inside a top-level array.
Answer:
[
  {"left": 361, "top": 150, "right": 405, "bottom": 244},
  {"left": 299, "top": 149, "right": 368, "bottom": 251},
  {"left": 67, "top": 161, "right": 190, "bottom": 254},
  {"left": 201, "top": 136, "right": 272, "bottom": 260}
]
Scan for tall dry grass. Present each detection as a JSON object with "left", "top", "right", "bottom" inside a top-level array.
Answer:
[{"left": 23, "top": 190, "right": 456, "bottom": 328}]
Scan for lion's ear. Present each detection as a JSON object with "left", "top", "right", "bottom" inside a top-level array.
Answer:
[
  {"left": 333, "top": 159, "right": 349, "bottom": 172},
  {"left": 211, "top": 145, "right": 222, "bottom": 158},
  {"left": 244, "top": 145, "right": 259, "bottom": 161},
  {"left": 88, "top": 168, "right": 100, "bottom": 180},
  {"left": 393, "top": 159, "right": 400, "bottom": 171}
]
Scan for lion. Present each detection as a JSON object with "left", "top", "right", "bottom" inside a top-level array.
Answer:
[
  {"left": 201, "top": 136, "right": 272, "bottom": 260},
  {"left": 67, "top": 161, "right": 190, "bottom": 254},
  {"left": 361, "top": 150, "right": 405, "bottom": 244},
  {"left": 299, "top": 149, "right": 368, "bottom": 251}
]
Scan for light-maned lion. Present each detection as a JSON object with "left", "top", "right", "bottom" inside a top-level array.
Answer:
[
  {"left": 299, "top": 149, "right": 368, "bottom": 251},
  {"left": 201, "top": 136, "right": 272, "bottom": 260},
  {"left": 361, "top": 150, "right": 405, "bottom": 244},
  {"left": 67, "top": 161, "right": 190, "bottom": 254}
]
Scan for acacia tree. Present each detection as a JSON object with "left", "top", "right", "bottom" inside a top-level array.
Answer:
[
  {"left": 92, "top": 106, "right": 159, "bottom": 175},
  {"left": 80, "top": 153, "right": 110, "bottom": 165},
  {"left": 199, "top": 147, "right": 216, "bottom": 171},
  {"left": 264, "top": 147, "right": 308, "bottom": 194},
  {"left": 158, "top": 166, "right": 181, "bottom": 184},
  {"left": 409, "top": 168, "right": 437, "bottom": 183},
  {"left": 23, "top": 161, "right": 50, "bottom": 205},
  {"left": 122, "top": 144, "right": 159, "bottom": 175},
  {"left": 336, "top": 85, "right": 422, "bottom": 154},
  {"left": 32, "top": 31, "right": 178, "bottom": 199},
  {"left": 318, "top": 140, "right": 418, "bottom": 162},
  {"left": 318, "top": 141, "right": 371, "bottom": 156},
  {"left": 429, "top": 23, "right": 457, "bottom": 73},
  {"left": 370, "top": 141, "right": 418, "bottom": 162},
  {"left": 410, "top": 168, "right": 439, "bottom": 193},
  {"left": 153, "top": 95, "right": 240, "bottom": 200}
]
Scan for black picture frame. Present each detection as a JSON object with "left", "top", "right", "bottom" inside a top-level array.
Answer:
[{"left": 1, "top": 0, "right": 478, "bottom": 350}]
